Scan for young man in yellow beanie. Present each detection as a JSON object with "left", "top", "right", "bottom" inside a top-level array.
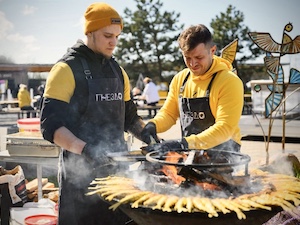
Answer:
[{"left": 40, "top": 3, "right": 143, "bottom": 225}]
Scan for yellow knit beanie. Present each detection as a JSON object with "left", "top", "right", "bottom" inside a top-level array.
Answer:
[{"left": 84, "top": 2, "right": 123, "bottom": 35}]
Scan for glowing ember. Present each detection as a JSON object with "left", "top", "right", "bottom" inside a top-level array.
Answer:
[
  {"left": 159, "top": 151, "right": 222, "bottom": 190},
  {"left": 160, "top": 152, "right": 186, "bottom": 185}
]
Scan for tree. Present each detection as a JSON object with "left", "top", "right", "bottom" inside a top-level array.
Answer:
[
  {"left": 211, "top": 5, "right": 263, "bottom": 63},
  {"left": 210, "top": 5, "right": 264, "bottom": 74},
  {"left": 114, "top": 0, "right": 184, "bottom": 82},
  {"left": 0, "top": 55, "right": 14, "bottom": 64}
]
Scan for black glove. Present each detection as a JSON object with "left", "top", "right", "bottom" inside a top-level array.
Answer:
[
  {"left": 81, "top": 143, "right": 111, "bottom": 165},
  {"left": 144, "top": 139, "right": 188, "bottom": 153},
  {"left": 141, "top": 122, "right": 160, "bottom": 144}
]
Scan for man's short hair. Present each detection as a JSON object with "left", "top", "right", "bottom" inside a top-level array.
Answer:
[{"left": 178, "top": 24, "right": 214, "bottom": 52}]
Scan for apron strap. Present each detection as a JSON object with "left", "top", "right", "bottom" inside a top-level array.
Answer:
[
  {"left": 109, "top": 60, "right": 124, "bottom": 89},
  {"left": 179, "top": 72, "right": 218, "bottom": 97},
  {"left": 205, "top": 72, "right": 218, "bottom": 97},
  {"left": 79, "top": 57, "right": 93, "bottom": 79},
  {"left": 109, "top": 61, "right": 121, "bottom": 78},
  {"left": 179, "top": 72, "right": 191, "bottom": 96},
  {"left": 79, "top": 57, "right": 121, "bottom": 81}
]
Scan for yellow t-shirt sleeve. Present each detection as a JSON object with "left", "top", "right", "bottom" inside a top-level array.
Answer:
[
  {"left": 44, "top": 63, "right": 131, "bottom": 103},
  {"left": 120, "top": 67, "right": 131, "bottom": 101},
  {"left": 44, "top": 62, "right": 75, "bottom": 103}
]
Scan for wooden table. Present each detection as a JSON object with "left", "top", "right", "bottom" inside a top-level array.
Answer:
[
  {"left": 0, "top": 99, "right": 37, "bottom": 108},
  {"left": 0, "top": 99, "right": 19, "bottom": 108},
  {"left": 0, "top": 99, "right": 19, "bottom": 104},
  {"left": 0, "top": 150, "right": 58, "bottom": 200}
]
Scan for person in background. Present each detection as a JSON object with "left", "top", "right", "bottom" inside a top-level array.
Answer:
[
  {"left": 138, "top": 77, "right": 160, "bottom": 118},
  {"left": 40, "top": 3, "right": 144, "bottom": 225},
  {"left": 34, "top": 84, "right": 45, "bottom": 109},
  {"left": 141, "top": 24, "right": 244, "bottom": 152},
  {"left": 131, "top": 86, "right": 142, "bottom": 104},
  {"left": 17, "top": 84, "right": 35, "bottom": 118},
  {"left": 37, "top": 84, "right": 45, "bottom": 97},
  {"left": 132, "top": 86, "right": 141, "bottom": 97}
]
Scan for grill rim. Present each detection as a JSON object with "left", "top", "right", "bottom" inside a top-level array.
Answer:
[{"left": 145, "top": 149, "right": 251, "bottom": 168}]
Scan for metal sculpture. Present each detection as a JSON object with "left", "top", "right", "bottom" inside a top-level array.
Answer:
[
  {"left": 248, "top": 22, "right": 300, "bottom": 154},
  {"left": 220, "top": 38, "right": 238, "bottom": 64}
]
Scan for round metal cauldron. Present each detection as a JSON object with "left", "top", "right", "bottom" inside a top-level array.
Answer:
[
  {"left": 145, "top": 149, "right": 251, "bottom": 170},
  {"left": 103, "top": 149, "right": 282, "bottom": 224},
  {"left": 117, "top": 203, "right": 281, "bottom": 225}
]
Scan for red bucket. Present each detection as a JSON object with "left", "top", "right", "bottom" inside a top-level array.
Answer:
[
  {"left": 17, "top": 118, "right": 40, "bottom": 132},
  {"left": 24, "top": 214, "right": 57, "bottom": 225}
]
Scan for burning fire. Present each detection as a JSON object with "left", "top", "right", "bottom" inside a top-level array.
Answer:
[
  {"left": 160, "top": 152, "right": 186, "bottom": 185},
  {"left": 160, "top": 151, "right": 220, "bottom": 190}
]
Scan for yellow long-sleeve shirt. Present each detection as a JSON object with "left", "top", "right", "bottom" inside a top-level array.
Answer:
[{"left": 151, "top": 55, "right": 244, "bottom": 149}]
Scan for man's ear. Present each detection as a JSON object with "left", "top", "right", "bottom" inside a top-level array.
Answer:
[{"left": 211, "top": 45, "right": 217, "bottom": 55}]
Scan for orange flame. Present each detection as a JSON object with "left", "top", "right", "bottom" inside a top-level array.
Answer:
[
  {"left": 160, "top": 152, "right": 186, "bottom": 185},
  {"left": 194, "top": 181, "right": 221, "bottom": 190},
  {"left": 160, "top": 151, "right": 221, "bottom": 191}
]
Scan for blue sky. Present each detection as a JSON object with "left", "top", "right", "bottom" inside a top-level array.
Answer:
[{"left": 0, "top": 0, "right": 300, "bottom": 67}]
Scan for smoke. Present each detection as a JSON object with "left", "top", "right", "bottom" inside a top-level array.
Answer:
[
  {"left": 86, "top": 144, "right": 299, "bottom": 200},
  {"left": 259, "top": 153, "right": 298, "bottom": 176},
  {"left": 122, "top": 158, "right": 263, "bottom": 199}
]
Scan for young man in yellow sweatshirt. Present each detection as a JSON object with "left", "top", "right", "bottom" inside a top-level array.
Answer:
[{"left": 142, "top": 24, "right": 244, "bottom": 152}]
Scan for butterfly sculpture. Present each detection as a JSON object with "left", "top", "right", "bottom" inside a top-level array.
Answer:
[
  {"left": 248, "top": 22, "right": 300, "bottom": 151},
  {"left": 220, "top": 38, "right": 238, "bottom": 64},
  {"left": 249, "top": 23, "right": 300, "bottom": 55},
  {"left": 249, "top": 23, "right": 300, "bottom": 118}
]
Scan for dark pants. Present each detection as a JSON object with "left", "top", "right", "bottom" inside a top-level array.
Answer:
[
  {"left": 57, "top": 151, "right": 133, "bottom": 225},
  {"left": 147, "top": 101, "right": 158, "bottom": 118},
  {"left": 58, "top": 184, "right": 131, "bottom": 225},
  {"left": 20, "top": 105, "right": 36, "bottom": 118},
  {"left": 0, "top": 183, "right": 23, "bottom": 225}
]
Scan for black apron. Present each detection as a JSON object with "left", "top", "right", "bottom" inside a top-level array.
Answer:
[
  {"left": 179, "top": 72, "right": 240, "bottom": 152},
  {"left": 58, "top": 58, "right": 130, "bottom": 225}
]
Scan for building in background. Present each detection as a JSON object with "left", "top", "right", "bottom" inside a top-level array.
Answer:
[{"left": 0, "top": 64, "right": 52, "bottom": 99}]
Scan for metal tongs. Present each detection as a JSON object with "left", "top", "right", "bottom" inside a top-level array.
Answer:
[
  {"left": 140, "top": 135, "right": 163, "bottom": 155},
  {"left": 184, "top": 150, "right": 196, "bottom": 166}
]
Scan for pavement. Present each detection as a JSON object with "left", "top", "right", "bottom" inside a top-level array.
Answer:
[
  {"left": 1, "top": 111, "right": 300, "bottom": 170},
  {"left": 238, "top": 114, "right": 300, "bottom": 168},
  {"left": 135, "top": 112, "right": 300, "bottom": 169}
]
